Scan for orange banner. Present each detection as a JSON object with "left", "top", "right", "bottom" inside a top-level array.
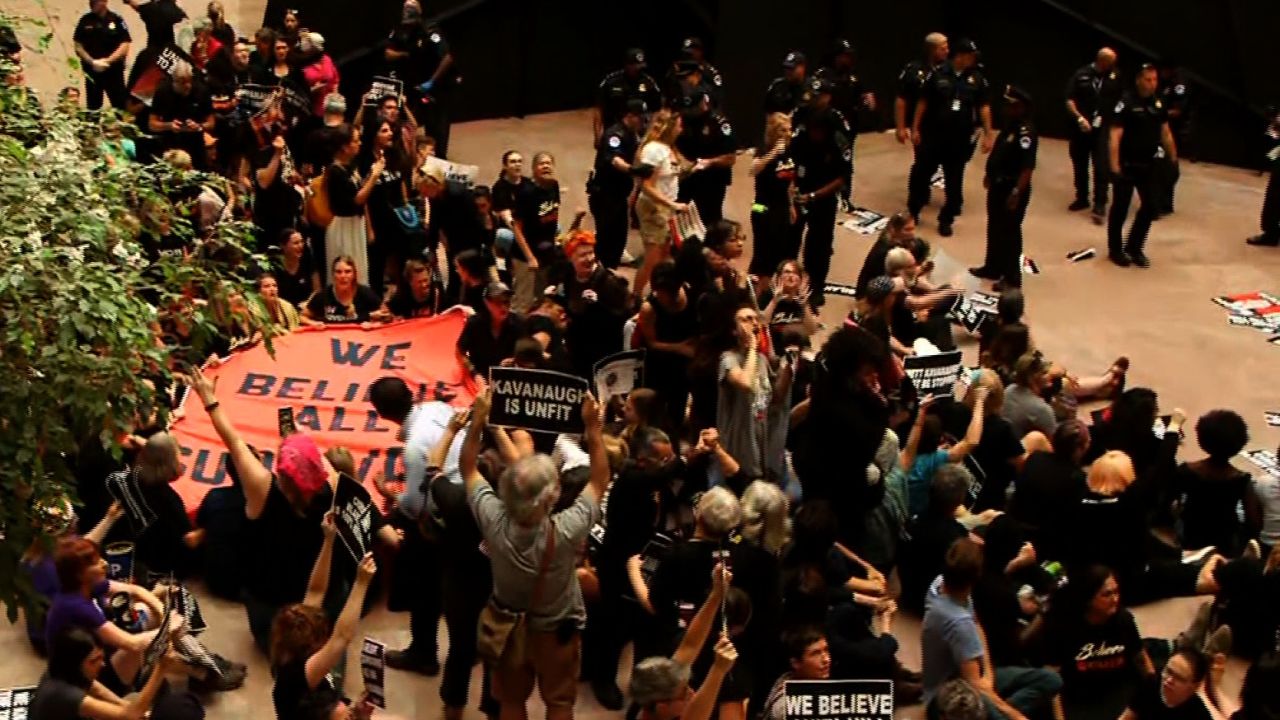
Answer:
[{"left": 170, "top": 311, "right": 476, "bottom": 512}]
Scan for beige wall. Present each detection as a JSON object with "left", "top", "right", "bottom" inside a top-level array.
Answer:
[{"left": 7, "top": 0, "right": 265, "bottom": 100}]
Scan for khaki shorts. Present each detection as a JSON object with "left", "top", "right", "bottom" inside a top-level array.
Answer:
[
  {"left": 635, "top": 193, "right": 674, "bottom": 248},
  {"left": 492, "top": 629, "right": 581, "bottom": 711}
]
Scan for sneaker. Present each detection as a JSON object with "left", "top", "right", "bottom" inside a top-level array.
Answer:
[
  {"left": 1176, "top": 601, "right": 1213, "bottom": 651},
  {"left": 620, "top": 249, "right": 638, "bottom": 265},
  {"left": 386, "top": 648, "right": 440, "bottom": 676},
  {"left": 591, "top": 679, "right": 625, "bottom": 711},
  {"left": 1183, "top": 546, "right": 1217, "bottom": 564},
  {"left": 1129, "top": 252, "right": 1151, "bottom": 268},
  {"left": 968, "top": 266, "right": 1000, "bottom": 280},
  {"left": 938, "top": 222, "right": 954, "bottom": 237},
  {"left": 1068, "top": 199, "right": 1090, "bottom": 211},
  {"left": 1246, "top": 234, "right": 1280, "bottom": 247},
  {"left": 1203, "top": 624, "right": 1233, "bottom": 657},
  {"left": 1108, "top": 252, "right": 1131, "bottom": 267},
  {"left": 1243, "top": 539, "right": 1262, "bottom": 561}
]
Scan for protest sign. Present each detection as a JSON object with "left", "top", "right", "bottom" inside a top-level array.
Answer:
[
  {"left": 488, "top": 367, "right": 589, "bottom": 435},
  {"left": 106, "top": 469, "right": 157, "bottom": 535},
  {"left": 903, "top": 351, "right": 964, "bottom": 397},
  {"left": 948, "top": 291, "right": 999, "bottom": 335},
  {"left": 1244, "top": 449, "right": 1280, "bottom": 480},
  {"left": 839, "top": 207, "right": 889, "bottom": 235},
  {"left": 594, "top": 350, "right": 645, "bottom": 409},
  {"left": 0, "top": 686, "right": 36, "bottom": 720},
  {"left": 169, "top": 313, "right": 476, "bottom": 514},
  {"left": 361, "top": 638, "right": 387, "bottom": 708},
  {"left": 784, "top": 679, "right": 894, "bottom": 720},
  {"left": 824, "top": 282, "right": 859, "bottom": 298},
  {"left": 363, "top": 76, "right": 404, "bottom": 106},
  {"left": 334, "top": 473, "right": 375, "bottom": 565},
  {"left": 128, "top": 45, "right": 190, "bottom": 106},
  {"left": 670, "top": 201, "right": 707, "bottom": 247}
]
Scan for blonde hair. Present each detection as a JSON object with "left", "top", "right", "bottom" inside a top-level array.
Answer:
[
  {"left": 964, "top": 369, "right": 1004, "bottom": 415},
  {"left": 695, "top": 486, "right": 742, "bottom": 538},
  {"left": 640, "top": 109, "right": 683, "bottom": 151},
  {"left": 740, "top": 481, "right": 791, "bottom": 555},
  {"left": 763, "top": 112, "right": 791, "bottom": 149},
  {"left": 162, "top": 149, "right": 193, "bottom": 170},
  {"left": 1087, "top": 450, "right": 1135, "bottom": 496}
]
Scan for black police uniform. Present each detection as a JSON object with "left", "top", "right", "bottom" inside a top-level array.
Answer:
[
  {"left": 982, "top": 117, "right": 1037, "bottom": 286},
  {"left": 1249, "top": 112, "right": 1280, "bottom": 247},
  {"left": 386, "top": 22, "right": 455, "bottom": 157},
  {"left": 597, "top": 70, "right": 662, "bottom": 138},
  {"left": 675, "top": 110, "right": 736, "bottom": 225},
  {"left": 588, "top": 122, "right": 640, "bottom": 269},
  {"left": 908, "top": 61, "right": 990, "bottom": 226},
  {"left": 1065, "top": 62, "right": 1121, "bottom": 212},
  {"left": 896, "top": 58, "right": 937, "bottom": 131},
  {"left": 815, "top": 66, "right": 866, "bottom": 208},
  {"left": 1155, "top": 72, "right": 1190, "bottom": 213},
  {"left": 788, "top": 111, "right": 850, "bottom": 307},
  {"left": 73, "top": 10, "right": 131, "bottom": 110},
  {"left": 666, "top": 61, "right": 724, "bottom": 112},
  {"left": 1106, "top": 92, "right": 1169, "bottom": 261},
  {"left": 764, "top": 76, "right": 810, "bottom": 116}
]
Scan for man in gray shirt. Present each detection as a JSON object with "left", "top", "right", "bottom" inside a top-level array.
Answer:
[
  {"left": 462, "top": 389, "right": 609, "bottom": 719},
  {"left": 1001, "top": 354, "right": 1057, "bottom": 439}
]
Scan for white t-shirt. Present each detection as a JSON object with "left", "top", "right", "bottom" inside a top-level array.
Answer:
[{"left": 640, "top": 141, "right": 679, "bottom": 201}]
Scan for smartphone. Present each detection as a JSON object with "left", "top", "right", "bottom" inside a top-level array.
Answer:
[{"left": 277, "top": 407, "right": 297, "bottom": 438}]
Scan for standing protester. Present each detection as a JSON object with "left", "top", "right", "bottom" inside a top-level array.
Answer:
[
  {"left": 73, "top": 0, "right": 131, "bottom": 111},
  {"left": 895, "top": 32, "right": 949, "bottom": 145},
  {"left": 557, "top": 230, "right": 632, "bottom": 381},
  {"left": 595, "top": 48, "right": 662, "bottom": 147},
  {"left": 816, "top": 39, "right": 876, "bottom": 212},
  {"left": 763, "top": 51, "right": 810, "bottom": 116},
  {"left": 589, "top": 99, "right": 644, "bottom": 269},
  {"left": 675, "top": 89, "right": 736, "bottom": 225},
  {"left": 748, "top": 112, "right": 797, "bottom": 281},
  {"left": 788, "top": 108, "right": 849, "bottom": 309},
  {"left": 511, "top": 151, "right": 561, "bottom": 311},
  {"left": 1155, "top": 61, "right": 1190, "bottom": 216},
  {"left": 633, "top": 109, "right": 689, "bottom": 300},
  {"left": 972, "top": 86, "right": 1037, "bottom": 291},
  {"left": 492, "top": 150, "right": 532, "bottom": 223},
  {"left": 1107, "top": 63, "right": 1178, "bottom": 268},
  {"left": 1247, "top": 107, "right": 1280, "bottom": 247},
  {"left": 1065, "top": 48, "right": 1120, "bottom": 221},
  {"left": 385, "top": 0, "right": 456, "bottom": 157},
  {"left": 122, "top": 0, "right": 185, "bottom": 90},
  {"left": 908, "top": 38, "right": 992, "bottom": 237}
]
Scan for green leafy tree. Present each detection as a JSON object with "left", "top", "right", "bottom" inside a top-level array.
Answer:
[{"left": 0, "top": 14, "right": 268, "bottom": 619}]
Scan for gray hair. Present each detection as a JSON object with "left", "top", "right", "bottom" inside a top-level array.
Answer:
[
  {"left": 136, "top": 432, "right": 181, "bottom": 486},
  {"left": 740, "top": 481, "right": 790, "bottom": 554},
  {"left": 936, "top": 679, "right": 985, "bottom": 720},
  {"left": 629, "top": 657, "right": 691, "bottom": 708},
  {"left": 171, "top": 60, "right": 194, "bottom": 80},
  {"left": 884, "top": 247, "right": 915, "bottom": 276},
  {"left": 499, "top": 454, "right": 561, "bottom": 526},
  {"left": 931, "top": 464, "right": 974, "bottom": 513},
  {"left": 695, "top": 486, "right": 741, "bottom": 538},
  {"left": 866, "top": 429, "right": 901, "bottom": 486}
]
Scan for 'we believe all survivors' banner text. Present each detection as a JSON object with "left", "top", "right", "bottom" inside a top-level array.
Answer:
[{"left": 170, "top": 313, "right": 476, "bottom": 512}]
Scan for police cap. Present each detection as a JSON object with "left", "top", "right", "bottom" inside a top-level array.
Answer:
[
  {"left": 953, "top": 38, "right": 979, "bottom": 55},
  {"left": 623, "top": 98, "right": 648, "bottom": 116},
  {"left": 782, "top": 51, "right": 806, "bottom": 69},
  {"left": 833, "top": 38, "right": 854, "bottom": 56},
  {"left": 1003, "top": 84, "right": 1032, "bottom": 106}
]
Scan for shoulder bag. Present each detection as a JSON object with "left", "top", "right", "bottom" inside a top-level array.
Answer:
[{"left": 476, "top": 521, "right": 557, "bottom": 668}]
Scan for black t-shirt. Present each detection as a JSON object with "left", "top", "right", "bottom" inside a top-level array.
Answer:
[
  {"left": 151, "top": 82, "right": 212, "bottom": 124},
  {"left": 758, "top": 287, "right": 807, "bottom": 348},
  {"left": 326, "top": 162, "right": 361, "bottom": 217},
  {"left": 901, "top": 514, "right": 967, "bottom": 612},
  {"left": 253, "top": 146, "right": 302, "bottom": 234},
  {"left": 1174, "top": 463, "right": 1250, "bottom": 552},
  {"left": 364, "top": 156, "right": 408, "bottom": 236},
  {"left": 430, "top": 181, "right": 483, "bottom": 254},
  {"left": 1045, "top": 608, "right": 1144, "bottom": 719},
  {"left": 387, "top": 283, "right": 441, "bottom": 319},
  {"left": 274, "top": 253, "right": 318, "bottom": 307},
  {"left": 593, "top": 124, "right": 639, "bottom": 196},
  {"left": 598, "top": 465, "right": 677, "bottom": 586},
  {"left": 273, "top": 659, "right": 338, "bottom": 720},
  {"left": 788, "top": 130, "right": 848, "bottom": 192},
  {"left": 135, "top": 480, "right": 193, "bottom": 576},
  {"left": 134, "top": 0, "right": 184, "bottom": 48},
  {"left": 195, "top": 484, "right": 245, "bottom": 600},
  {"left": 245, "top": 481, "right": 331, "bottom": 604},
  {"left": 306, "top": 285, "right": 383, "bottom": 323},
  {"left": 515, "top": 180, "right": 561, "bottom": 263},
  {"left": 1108, "top": 92, "right": 1168, "bottom": 167},
  {"left": 1127, "top": 678, "right": 1213, "bottom": 720},
  {"left": 74, "top": 11, "right": 131, "bottom": 62},
  {"left": 945, "top": 405, "right": 1026, "bottom": 511},
  {"left": 753, "top": 151, "right": 794, "bottom": 208},
  {"left": 31, "top": 674, "right": 87, "bottom": 720},
  {"left": 456, "top": 312, "right": 527, "bottom": 376},
  {"left": 676, "top": 114, "right": 736, "bottom": 186},
  {"left": 493, "top": 176, "right": 532, "bottom": 214},
  {"left": 562, "top": 268, "right": 630, "bottom": 379},
  {"left": 920, "top": 63, "right": 990, "bottom": 141},
  {"left": 1009, "top": 451, "right": 1085, "bottom": 561},
  {"left": 973, "top": 570, "right": 1027, "bottom": 667}
]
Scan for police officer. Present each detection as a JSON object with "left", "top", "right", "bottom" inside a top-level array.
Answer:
[
  {"left": 789, "top": 108, "right": 850, "bottom": 309},
  {"left": 1155, "top": 61, "right": 1190, "bottom": 215},
  {"left": 1246, "top": 108, "right": 1280, "bottom": 248},
  {"left": 73, "top": 0, "right": 132, "bottom": 110},
  {"left": 595, "top": 48, "right": 662, "bottom": 146},
  {"left": 1106, "top": 63, "right": 1178, "bottom": 268},
  {"left": 764, "top": 51, "right": 810, "bottom": 116},
  {"left": 1065, "top": 47, "right": 1121, "bottom": 220},
  {"left": 895, "top": 32, "right": 949, "bottom": 145},
  {"left": 589, "top": 99, "right": 645, "bottom": 269},
  {"left": 667, "top": 36, "right": 724, "bottom": 110},
  {"left": 816, "top": 39, "right": 876, "bottom": 212},
  {"left": 675, "top": 89, "right": 736, "bottom": 224},
  {"left": 908, "top": 38, "right": 992, "bottom": 237},
  {"left": 972, "top": 86, "right": 1036, "bottom": 291},
  {"left": 385, "top": 0, "right": 457, "bottom": 157}
]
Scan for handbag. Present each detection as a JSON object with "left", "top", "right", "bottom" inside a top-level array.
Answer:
[
  {"left": 476, "top": 521, "right": 557, "bottom": 668},
  {"left": 305, "top": 170, "right": 334, "bottom": 229},
  {"left": 392, "top": 203, "right": 422, "bottom": 232}
]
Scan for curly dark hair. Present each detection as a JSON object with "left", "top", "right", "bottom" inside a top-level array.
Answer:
[
  {"left": 269, "top": 603, "right": 330, "bottom": 668},
  {"left": 1195, "top": 409, "right": 1249, "bottom": 464}
]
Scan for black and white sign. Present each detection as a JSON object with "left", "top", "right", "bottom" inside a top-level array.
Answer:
[
  {"left": 1244, "top": 449, "right": 1280, "bottom": 480},
  {"left": 333, "top": 473, "right": 374, "bottom": 565},
  {"left": 670, "top": 201, "right": 707, "bottom": 246},
  {"left": 363, "top": 76, "right": 404, "bottom": 106},
  {"left": 839, "top": 208, "right": 889, "bottom": 235},
  {"left": 930, "top": 167, "right": 946, "bottom": 189},
  {"left": 488, "top": 367, "right": 589, "bottom": 435},
  {"left": 824, "top": 282, "right": 859, "bottom": 298},
  {"left": 903, "top": 351, "right": 964, "bottom": 396},
  {"left": 1265, "top": 411, "right": 1280, "bottom": 427},
  {"left": 0, "top": 686, "right": 36, "bottom": 720},
  {"left": 139, "top": 576, "right": 178, "bottom": 684},
  {"left": 784, "top": 679, "right": 894, "bottom": 720},
  {"left": 106, "top": 469, "right": 157, "bottom": 535},
  {"left": 234, "top": 83, "right": 275, "bottom": 113},
  {"left": 594, "top": 350, "right": 645, "bottom": 409},
  {"left": 361, "top": 637, "right": 387, "bottom": 709},
  {"left": 948, "top": 291, "right": 999, "bottom": 335}
]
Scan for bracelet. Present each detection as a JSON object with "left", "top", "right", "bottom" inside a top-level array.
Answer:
[{"left": 204, "top": 401, "right": 220, "bottom": 412}]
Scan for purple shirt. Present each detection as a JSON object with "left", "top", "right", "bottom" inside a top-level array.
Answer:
[
  {"left": 21, "top": 556, "right": 60, "bottom": 645},
  {"left": 45, "top": 580, "right": 109, "bottom": 648}
]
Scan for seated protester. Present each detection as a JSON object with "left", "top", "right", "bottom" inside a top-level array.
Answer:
[
  {"left": 716, "top": 303, "right": 794, "bottom": 482},
  {"left": 1119, "top": 648, "right": 1214, "bottom": 720},
  {"left": 1254, "top": 446, "right": 1280, "bottom": 558},
  {"left": 631, "top": 564, "right": 740, "bottom": 720},
  {"left": 1209, "top": 650, "right": 1280, "bottom": 720},
  {"left": 934, "top": 679, "right": 988, "bottom": 720},
  {"left": 1041, "top": 565, "right": 1156, "bottom": 720},
  {"left": 525, "top": 298, "right": 572, "bottom": 375},
  {"left": 1070, "top": 450, "right": 1224, "bottom": 605},
  {"left": 254, "top": 272, "right": 303, "bottom": 332},
  {"left": 758, "top": 260, "right": 819, "bottom": 350},
  {"left": 272, "top": 229, "right": 322, "bottom": 308},
  {"left": 856, "top": 212, "right": 922, "bottom": 297},
  {"left": 972, "top": 516, "right": 1043, "bottom": 669},
  {"left": 556, "top": 230, "right": 632, "bottom": 381},
  {"left": 921, "top": 538, "right": 1062, "bottom": 720},
  {"left": 456, "top": 281, "right": 527, "bottom": 385},
  {"left": 304, "top": 255, "right": 388, "bottom": 325},
  {"left": 272, "top": 516, "right": 378, "bottom": 720},
  {"left": 764, "top": 629, "right": 833, "bottom": 720},
  {"left": 386, "top": 258, "right": 443, "bottom": 319},
  {"left": 900, "top": 466, "right": 972, "bottom": 613},
  {"left": 1175, "top": 410, "right": 1254, "bottom": 556},
  {"left": 847, "top": 275, "right": 908, "bottom": 356},
  {"left": 188, "top": 448, "right": 248, "bottom": 601},
  {"left": 1001, "top": 353, "right": 1058, "bottom": 440},
  {"left": 902, "top": 390, "right": 988, "bottom": 520},
  {"left": 977, "top": 289, "right": 1026, "bottom": 361},
  {"left": 1008, "top": 419, "right": 1090, "bottom": 565},
  {"left": 860, "top": 429, "right": 912, "bottom": 575},
  {"left": 451, "top": 248, "right": 492, "bottom": 314},
  {"left": 883, "top": 246, "right": 960, "bottom": 352},
  {"left": 944, "top": 370, "right": 1046, "bottom": 512},
  {"left": 128, "top": 432, "right": 197, "bottom": 578},
  {"left": 147, "top": 61, "right": 214, "bottom": 169},
  {"left": 636, "top": 260, "right": 699, "bottom": 436},
  {"left": 32, "top": 629, "right": 191, "bottom": 720},
  {"left": 1085, "top": 388, "right": 1179, "bottom": 483},
  {"left": 458, "top": 389, "right": 611, "bottom": 719}
]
